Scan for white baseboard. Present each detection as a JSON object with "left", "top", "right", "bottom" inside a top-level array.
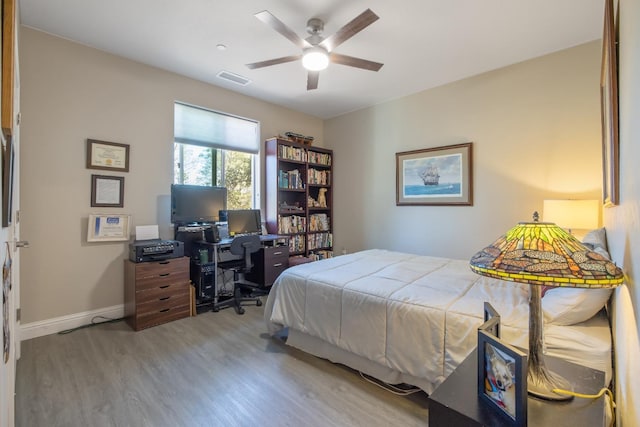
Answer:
[{"left": 19, "top": 304, "right": 125, "bottom": 341}]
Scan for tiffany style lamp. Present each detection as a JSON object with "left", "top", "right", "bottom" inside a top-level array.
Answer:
[{"left": 469, "top": 213, "right": 624, "bottom": 400}]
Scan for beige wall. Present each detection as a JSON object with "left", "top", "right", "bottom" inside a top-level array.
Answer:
[
  {"left": 325, "top": 42, "right": 602, "bottom": 259},
  {"left": 19, "top": 27, "right": 322, "bottom": 323},
  {"left": 606, "top": 0, "right": 640, "bottom": 425}
]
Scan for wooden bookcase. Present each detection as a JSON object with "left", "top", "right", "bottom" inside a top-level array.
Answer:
[{"left": 265, "top": 137, "right": 333, "bottom": 260}]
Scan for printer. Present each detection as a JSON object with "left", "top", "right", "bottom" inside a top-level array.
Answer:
[{"left": 129, "top": 239, "right": 185, "bottom": 263}]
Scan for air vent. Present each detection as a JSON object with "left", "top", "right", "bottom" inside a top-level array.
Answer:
[{"left": 216, "top": 70, "right": 251, "bottom": 86}]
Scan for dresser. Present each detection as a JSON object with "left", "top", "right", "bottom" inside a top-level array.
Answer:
[{"left": 124, "top": 257, "right": 191, "bottom": 331}]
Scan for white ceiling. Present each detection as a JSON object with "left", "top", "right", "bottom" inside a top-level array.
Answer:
[{"left": 19, "top": 0, "right": 604, "bottom": 119}]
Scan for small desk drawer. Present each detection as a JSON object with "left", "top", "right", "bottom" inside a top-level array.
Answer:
[{"left": 134, "top": 258, "right": 188, "bottom": 280}]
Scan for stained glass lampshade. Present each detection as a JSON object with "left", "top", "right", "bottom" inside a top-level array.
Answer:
[{"left": 469, "top": 212, "right": 624, "bottom": 400}]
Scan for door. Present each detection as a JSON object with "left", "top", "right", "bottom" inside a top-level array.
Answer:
[{"left": 1, "top": 0, "right": 21, "bottom": 424}]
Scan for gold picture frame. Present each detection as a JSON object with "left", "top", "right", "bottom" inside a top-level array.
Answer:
[{"left": 600, "top": 0, "right": 619, "bottom": 207}]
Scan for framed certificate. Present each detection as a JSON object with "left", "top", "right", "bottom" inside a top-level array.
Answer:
[
  {"left": 87, "top": 214, "right": 131, "bottom": 242},
  {"left": 86, "top": 139, "right": 130, "bottom": 172},
  {"left": 91, "top": 174, "right": 124, "bottom": 208}
]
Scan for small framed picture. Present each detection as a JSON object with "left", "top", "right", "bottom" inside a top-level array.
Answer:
[
  {"left": 91, "top": 174, "right": 124, "bottom": 208},
  {"left": 482, "top": 301, "right": 501, "bottom": 338},
  {"left": 477, "top": 330, "right": 528, "bottom": 426},
  {"left": 86, "top": 139, "right": 130, "bottom": 172},
  {"left": 87, "top": 214, "right": 131, "bottom": 242}
]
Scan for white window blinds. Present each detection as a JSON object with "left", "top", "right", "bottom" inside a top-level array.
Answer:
[{"left": 174, "top": 102, "right": 260, "bottom": 154}]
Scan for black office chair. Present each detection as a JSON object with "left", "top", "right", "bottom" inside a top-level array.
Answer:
[{"left": 215, "top": 235, "right": 263, "bottom": 315}]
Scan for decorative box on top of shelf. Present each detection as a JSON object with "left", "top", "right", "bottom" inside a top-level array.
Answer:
[{"left": 265, "top": 137, "right": 334, "bottom": 260}]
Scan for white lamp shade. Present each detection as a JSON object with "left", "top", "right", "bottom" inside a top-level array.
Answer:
[{"left": 543, "top": 199, "right": 599, "bottom": 230}]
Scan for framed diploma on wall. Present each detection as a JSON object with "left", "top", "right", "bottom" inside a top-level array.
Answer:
[
  {"left": 91, "top": 174, "right": 124, "bottom": 208},
  {"left": 87, "top": 214, "right": 131, "bottom": 242},
  {"left": 86, "top": 139, "right": 130, "bottom": 172}
]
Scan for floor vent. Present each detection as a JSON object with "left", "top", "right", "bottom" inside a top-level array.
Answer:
[{"left": 216, "top": 70, "right": 251, "bottom": 86}]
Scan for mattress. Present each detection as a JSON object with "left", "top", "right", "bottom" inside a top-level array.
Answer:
[{"left": 265, "top": 249, "right": 612, "bottom": 393}]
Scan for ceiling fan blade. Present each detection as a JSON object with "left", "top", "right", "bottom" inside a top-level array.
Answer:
[
  {"left": 329, "top": 53, "right": 383, "bottom": 72},
  {"left": 255, "top": 10, "right": 312, "bottom": 50},
  {"left": 307, "top": 71, "right": 319, "bottom": 90},
  {"left": 320, "top": 9, "right": 379, "bottom": 52},
  {"left": 246, "top": 55, "right": 302, "bottom": 69}
]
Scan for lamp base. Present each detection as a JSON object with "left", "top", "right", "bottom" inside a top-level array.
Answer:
[{"left": 528, "top": 367, "right": 574, "bottom": 401}]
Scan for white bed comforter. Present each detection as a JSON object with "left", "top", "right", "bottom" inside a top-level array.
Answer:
[{"left": 265, "top": 249, "right": 534, "bottom": 388}]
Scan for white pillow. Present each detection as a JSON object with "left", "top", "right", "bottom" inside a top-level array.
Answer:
[
  {"left": 582, "top": 227, "right": 609, "bottom": 252},
  {"left": 543, "top": 287, "right": 612, "bottom": 325}
]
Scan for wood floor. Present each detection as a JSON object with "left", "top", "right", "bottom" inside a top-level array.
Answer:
[{"left": 16, "top": 303, "right": 430, "bottom": 426}]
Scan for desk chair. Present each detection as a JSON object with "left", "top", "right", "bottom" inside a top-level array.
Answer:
[{"left": 215, "top": 235, "right": 264, "bottom": 315}]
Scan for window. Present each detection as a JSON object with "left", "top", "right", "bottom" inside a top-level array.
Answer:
[{"left": 174, "top": 103, "right": 259, "bottom": 210}]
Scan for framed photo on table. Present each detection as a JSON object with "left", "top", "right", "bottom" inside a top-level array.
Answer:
[
  {"left": 91, "top": 174, "right": 124, "bottom": 208},
  {"left": 86, "top": 139, "right": 130, "bottom": 172},
  {"left": 396, "top": 142, "right": 472, "bottom": 206},
  {"left": 87, "top": 214, "right": 131, "bottom": 242},
  {"left": 477, "top": 329, "right": 528, "bottom": 426}
]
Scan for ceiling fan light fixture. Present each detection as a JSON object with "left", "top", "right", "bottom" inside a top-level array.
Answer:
[{"left": 302, "top": 46, "right": 329, "bottom": 71}]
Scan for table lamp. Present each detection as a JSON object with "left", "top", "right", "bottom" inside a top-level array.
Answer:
[
  {"left": 469, "top": 212, "right": 624, "bottom": 400},
  {"left": 543, "top": 199, "right": 599, "bottom": 235}
]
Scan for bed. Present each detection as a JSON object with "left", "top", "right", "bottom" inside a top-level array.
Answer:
[{"left": 264, "top": 246, "right": 614, "bottom": 394}]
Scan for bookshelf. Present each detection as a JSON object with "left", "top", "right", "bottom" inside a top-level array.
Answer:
[{"left": 265, "top": 137, "right": 333, "bottom": 261}]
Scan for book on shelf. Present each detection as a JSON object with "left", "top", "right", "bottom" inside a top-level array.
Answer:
[
  {"left": 308, "top": 151, "right": 332, "bottom": 166},
  {"left": 308, "top": 169, "right": 331, "bottom": 185},
  {"left": 278, "top": 215, "right": 307, "bottom": 234},
  {"left": 279, "top": 145, "right": 307, "bottom": 162},
  {"left": 309, "top": 213, "right": 330, "bottom": 232}
]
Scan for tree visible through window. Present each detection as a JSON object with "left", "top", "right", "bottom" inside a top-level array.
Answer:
[
  {"left": 174, "top": 144, "right": 254, "bottom": 210},
  {"left": 173, "top": 102, "right": 259, "bottom": 210}
]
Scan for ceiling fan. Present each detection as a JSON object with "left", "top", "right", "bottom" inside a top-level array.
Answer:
[{"left": 246, "top": 9, "right": 384, "bottom": 90}]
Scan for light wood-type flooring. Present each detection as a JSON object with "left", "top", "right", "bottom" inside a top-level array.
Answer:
[{"left": 16, "top": 303, "right": 429, "bottom": 426}]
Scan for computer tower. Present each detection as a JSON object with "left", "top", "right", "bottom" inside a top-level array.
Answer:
[{"left": 191, "top": 262, "right": 216, "bottom": 301}]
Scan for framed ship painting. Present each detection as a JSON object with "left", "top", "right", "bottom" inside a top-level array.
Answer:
[{"left": 396, "top": 142, "right": 473, "bottom": 206}]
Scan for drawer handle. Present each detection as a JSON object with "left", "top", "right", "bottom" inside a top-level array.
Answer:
[
  {"left": 159, "top": 261, "right": 170, "bottom": 265},
  {"left": 159, "top": 296, "right": 171, "bottom": 301},
  {"left": 159, "top": 285, "right": 170, "bottom": 289},
  {"left": 274, "top": 251, "right": 283, "bottom": 255},
  {"left": 273, "top": 263, "right": 283, "bottom": 267},
  {"left": 159, "top": 308, "right": 170, "bottom": 313},
  {"left": 159, "top": 273, "right": 170, "bottom": 277}
]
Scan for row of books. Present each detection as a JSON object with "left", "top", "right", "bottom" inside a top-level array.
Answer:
[
  {"left": 308, "top": 232, "right": 332, "bottom": 250},
  {"left": 309, "top": 250, "right": 333, "bottom": 261},
  {"left": 308, "top": 213, "right": 330, "bottom": 232},
  {"left": 278, "top": 169, "right": 304, "bottom": 189},
  {"left": 289, "top": 235, "right": 306, "bottom": 253},
  {"left": 279, "top": 145, "right": 307, "bottom": 162},
  {"left": 308, "top": 169, "right": 331, "bottom": 185},
  {"left": 278, "top": 215, "right": 306, "bottom": 234},
  {"left": 308, "top": 151, "right": 332, "bottom": 166}
]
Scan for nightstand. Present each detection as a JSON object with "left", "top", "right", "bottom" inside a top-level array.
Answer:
[{"left": 428, "top": 348, "right": 607, "bottom": 426}]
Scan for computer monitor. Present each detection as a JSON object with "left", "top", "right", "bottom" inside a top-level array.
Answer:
[
  {"left": 227, "top": 209, "right": 262, "bottom": 236},
  {"left": 171, "top": 184, "right": 227, "bottom": 224}
]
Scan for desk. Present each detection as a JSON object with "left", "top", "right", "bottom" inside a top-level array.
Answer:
[
  {"left": 428, "top": 348, "right": 606, "bottom": 427},
  {"left": 191, "top": 235, "right": 289, "bottom": 306}
]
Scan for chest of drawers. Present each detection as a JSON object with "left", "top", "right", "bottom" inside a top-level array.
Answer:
[{"left": 124, "top": 257, "right": 190, "bottom": 331}]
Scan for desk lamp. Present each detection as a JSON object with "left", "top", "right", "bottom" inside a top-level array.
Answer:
[{"left": 469, "top": 213, "right": 623, "bottom": 400}]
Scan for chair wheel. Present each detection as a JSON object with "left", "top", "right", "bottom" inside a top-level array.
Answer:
[
  {"left": 238, "top": 307, "right": 245, "bottom": 315},
  {"left": 256, "top": 299, "right": 262, "bottom": 307}
]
